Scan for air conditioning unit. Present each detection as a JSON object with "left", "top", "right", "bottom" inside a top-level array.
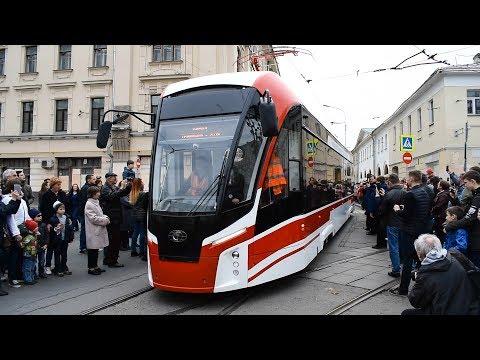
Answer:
[{"left": 41, "top": 159, "right": 54, "bottom": 169}]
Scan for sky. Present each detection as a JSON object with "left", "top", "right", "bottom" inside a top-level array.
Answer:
[{"left": 274, "top": 45, "right": 480, "bottom": 150}]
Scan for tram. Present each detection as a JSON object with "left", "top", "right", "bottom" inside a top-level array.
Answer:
[{"left": 98, "top": 71, "right": 354, "bottom": 293}]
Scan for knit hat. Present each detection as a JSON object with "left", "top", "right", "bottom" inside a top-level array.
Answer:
[
  {"left": 28, "top": 207, "right": 42, "bottom": 219},
  {"left": 53, "top": 200, "right": 65, "bottom": 212},
  {"left": 25, "top": 219, "right": 38, "bottom": 232}
]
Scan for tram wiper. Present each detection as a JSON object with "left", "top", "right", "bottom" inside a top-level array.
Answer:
[{"left": 186, "top": 175, "right": 220, "bottom": 216}]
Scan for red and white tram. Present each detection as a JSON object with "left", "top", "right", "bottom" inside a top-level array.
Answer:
[{"left": 100, "top": 71, "right": 354, "bottom": 293}]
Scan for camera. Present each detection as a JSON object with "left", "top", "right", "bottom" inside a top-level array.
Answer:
[{"left": 126, "top": 177, "right": 133, "bottom": 182}]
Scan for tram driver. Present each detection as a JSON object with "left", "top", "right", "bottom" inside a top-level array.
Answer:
[{"left": 181, "top": 153, "right": 211, "bottom": 196}]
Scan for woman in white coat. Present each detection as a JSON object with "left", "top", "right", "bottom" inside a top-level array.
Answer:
[{"left": 84, "top": 186, "right": 110, "bottom": 275}]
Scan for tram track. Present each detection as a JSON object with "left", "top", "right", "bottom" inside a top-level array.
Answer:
[{"left": 80, "top": 247, "right": 394, "bottom": 315}]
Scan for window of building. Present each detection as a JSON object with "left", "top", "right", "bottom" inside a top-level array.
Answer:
[
  {"left": 467, "top": 89, "right": 480, "bottom": 115},
  {"left": 400, "top": 121, "right": 404, "bottom": 135},
  {"left": 384, "top": 134, "right": 387, "bottom": 150},
  {"left": 417, "top": 108, "right": 422, "bottom": 131},
  {"left": 393, "top": 126, "right": 396, "bottom": 145},
  {"left": 22, "top": 101, "right": 34, "bottom": 133},
  {"left": 0, "top": 49, "right": 5, "bottom": 75},
  {"left": 25, "top": 46, "right": 37, "bottom": 73},
  {"left": 0, "top": 103, "right": 2, "bottom": 130},
  {"left": 91, "top": 97, "right": 104, "bottom": 130},
  {"left": 151, "top": 94, "right": 160, "bottom": 128},
  {"left": 381, "top": 136, "right": 384, "bottom": 151},
  {"left": 428, "top": 99, "right": 434, "bottom": 125},
  {"left": 55, "top": 99, "right": 68, "bottom": 132},
  {"left": 93, "top": 45, "right": 107, "bottom": 67},
  {"left": 407, "top": 115, "right": 412, "bottom": 134},
  {"left": 58, "top": 45, "right": 71, "bottom": 70},
  {"left": 152, "top": 45, "right": 181, "bottom": 62}
]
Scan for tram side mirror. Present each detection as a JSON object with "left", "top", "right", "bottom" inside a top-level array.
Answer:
[
  {"left": 96, "top": 121, "right": 113, "bottom": 148},
  {"left": 259, "top": 89, "right": 279, "bottom": 137}
]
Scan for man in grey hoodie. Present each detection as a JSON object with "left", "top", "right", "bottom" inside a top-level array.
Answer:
[{"left": 401, "top": 234, "right": 479, "bottom": 315}]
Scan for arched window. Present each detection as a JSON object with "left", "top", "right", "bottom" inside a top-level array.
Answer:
[
  {"left": 384, "top": 164, "right": 389, "bottom": 174},
  {"left": 392, "top": 166, "right": 398, "bottom": 174},
  {"left": 377, "top": 167, "right": 381, "bottom": 176}
]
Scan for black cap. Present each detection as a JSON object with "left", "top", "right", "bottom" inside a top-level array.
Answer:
[{"left": 105, "top": 172, "right": 117, "bottom": 179}]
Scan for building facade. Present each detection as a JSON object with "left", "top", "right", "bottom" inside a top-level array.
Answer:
[
  {"left": 352, "top": 61, "right": 480, "bottom": 182},
  {"left": 352, "top": 128, "right": 374, "bottom": 182},
  {"left": 0, "top": 45, "right": 278, "bottom": 192}
]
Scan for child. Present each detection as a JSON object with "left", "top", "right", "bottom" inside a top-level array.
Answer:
[
  {"left": 443, "top": 206, "right": 468, "bottom": 254},
  {"left": 48, "top": 201, "right": 74, "bottom": 277},
  {"left": 28, "top": 208, "right": 49, "bottom": 278},
  {"left": 22, "top": 219, "right": 39, "bottom": 285}
]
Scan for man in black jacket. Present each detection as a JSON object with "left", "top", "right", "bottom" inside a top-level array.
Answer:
[
  {"left": 402, "top": 234, "right": 479, "bottom": 315},
  {"left": 391, "top": 170, "right": 431, "bottom": 295},
  {"left": 78, "top": 174, "right": 96, "bottom": 254},
  {"left": 377, "top": 174, "right": 405, "bottom": 277},
  {"left": 0, "top": 190, "right": 21, "bottom": 296},
  {"left": 445, "top": 170, "right": 480, "bottom": 267},
  {"left": 100, "top": 172, "right": 131, "bottom": 267}
]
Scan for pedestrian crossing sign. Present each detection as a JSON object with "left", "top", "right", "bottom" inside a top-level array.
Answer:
[
  {"left": 306, "top": 139, "right": 318, "bottom": 156},
  {"left": 400, "top": 135, "right": 414, "bottom": 152}
]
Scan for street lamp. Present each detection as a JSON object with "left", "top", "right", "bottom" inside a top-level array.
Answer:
[{"left": 323, "top": 104, "right": 347, "bottom": 147}]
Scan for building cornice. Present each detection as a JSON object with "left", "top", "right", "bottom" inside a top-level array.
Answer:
[
  {"left": 0, "top": 133, "right": 99, "bottom": 142},
  {"left": 46, "top": 82, "right": 77, "bottom": 88},
  {"left": 139, "top": 74, "right": 191, "bottom": 82},
  {"left": 13, "top": 84, "right": 42, "bottom": 90},
  {"left": 0, "top": 86, "right": 8, "bottom": 92},
  {"left": 81, "top": 79, "right": 113, "bottom": 86}
]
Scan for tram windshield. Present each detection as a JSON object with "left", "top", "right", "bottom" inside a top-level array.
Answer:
[{"left": 152, "top": 115, "right": 239, "bottom": 213}]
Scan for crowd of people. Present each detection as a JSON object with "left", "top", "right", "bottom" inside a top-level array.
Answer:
[
  {"left": 356, "top": 166, "right": 480, "bottom": 314},
  {"left": 0, "top": 160, "right": 148, "bottom": 296}
]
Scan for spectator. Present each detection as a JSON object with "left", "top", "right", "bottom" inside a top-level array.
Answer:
[
  {"left": 443, "top": 206, "right": 468, "bottom": 254},
  {"left": 28, "top": 207, "right": 49, "bottom": 279},
  {"left": 100, "top": 172, "right": 131, "bottom": 267},
  {"left": 37, "top": 179, "right": 50, "bottom": 207},
  {"left": 2, "top": 169, "right": 18, "bottom": 194},
  {"left": 431, "top": 180, "right": 451, "bottom": 244},
  {"left": 18, "top": 171, "right": 34, "bottom": 207},
  {"left": 84, "top": 186, "right": 109, "bottom": 275},
  {"left": 122, "top": 160, "right": 136, "bottom": 180},
  {"left": 78, "top": 175, "right": 96, "bottom": 254},
  {"left": 130, "top": 178, "right": 148, "bottom": 260},
  {"left": 48, "top": 201, "right": 74, "bottom": 276},
  {"left": 401, "top": 234, "right": 479, "bottom": 315},
  {"left": 68, "top": 184, "right": 80, "bottom": 232}
]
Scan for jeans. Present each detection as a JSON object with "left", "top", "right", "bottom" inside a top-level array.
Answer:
[
  {"left": 386, "top": 225, "right": 401, "bottom": 273},
  {"left": 72, "top": 207, "right": 79, "bottom": 230},
  {"left": 398, "top": 231, "right": 420, "bottom": 293},
  {"left": 23, "top": 255, "right": 36, "bottom": 283},
  {"left": 37, "top": 249, "right": 46, "bottom": 275},
  {"left": 79, "top": 214, "right": 86, "bottom": 251},
  {"left": 131, "top": 221, "right": 146, "bottom": 255}
]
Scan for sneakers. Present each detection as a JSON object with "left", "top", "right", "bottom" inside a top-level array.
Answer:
[
  {"left": 8, "top": 281, "right": 21, "bottom": 288},
  {"left": 94, "top": 268, "right": 106, "bottom": 273},
  {"left": 0, "top": 274, "right": 7, "bottom": 282},
  {"left": 388, "top": 271, "right": 401, "bottom": 278},
  {"left": 45, "top": 267, "right": 52, "bottom": 275},
  {"left": 56, "top": 272, "right": 64, "bottom": 277},
  {"left": 79, "top": 249, "right": 86, "bottom": 254},
  {"left": 88, "top": 269, "right": 101, "bottom": 275},
  {"left": 39, "top": 273, "right": 48, "bottom": 279},
  {"left": 389, "top": 287, "right": 408, "bottom": 296}
]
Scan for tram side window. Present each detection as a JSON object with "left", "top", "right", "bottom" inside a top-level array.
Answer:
[{"left": 261, "top": 130, "right": 288, "bottom": 207}]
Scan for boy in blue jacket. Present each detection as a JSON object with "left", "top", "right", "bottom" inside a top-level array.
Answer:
[{"left": 443, "top": 206, "right": 468, "bottom": 254}]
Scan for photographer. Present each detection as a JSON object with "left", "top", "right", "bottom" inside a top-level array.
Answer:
[{"left": 402, "top": 234, "right": 479, "bottom": 315}]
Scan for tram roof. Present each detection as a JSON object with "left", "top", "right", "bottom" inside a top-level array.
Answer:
[{"left": 162, "top": 71, "right": 299, "bottom": 101}]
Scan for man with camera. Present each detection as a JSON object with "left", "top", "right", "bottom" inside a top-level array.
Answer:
[{"left": 402, "top": 234, "right": 479, "bottom": 315}]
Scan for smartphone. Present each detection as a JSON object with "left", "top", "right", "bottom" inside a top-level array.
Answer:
[{"left": 13, "top": 183, "right": 22, "bottom": 194}]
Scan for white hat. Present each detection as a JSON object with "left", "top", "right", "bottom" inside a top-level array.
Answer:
[{"left": 53, "top": 200, "right": 64, "bottom": 212}]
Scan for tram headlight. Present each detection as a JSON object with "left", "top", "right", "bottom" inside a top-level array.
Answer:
[
  {"left": 232, "top": 251, "right": 239, "bottom": 259},
  {"left": 211, "top": 228, "right": 247, "bottom": 246}
]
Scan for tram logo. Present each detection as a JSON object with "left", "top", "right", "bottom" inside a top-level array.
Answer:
[{"left": 168, "top": 230, "right": 188, "bottom": 243}]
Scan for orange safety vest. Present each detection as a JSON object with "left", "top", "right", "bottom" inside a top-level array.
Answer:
[
  {"left": 188, "top": 174, "right": 208, "bottom": 196},
  {"left": 263, "top": 154, "right": 287, "bottom": 195}
]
